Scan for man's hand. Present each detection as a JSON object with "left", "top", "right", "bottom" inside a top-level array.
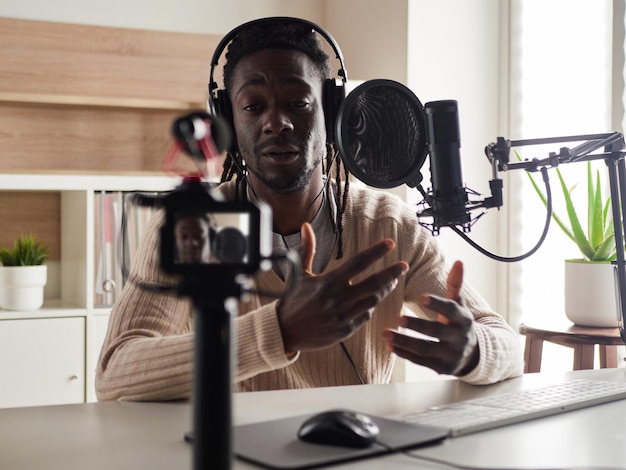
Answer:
[
  {"left": 382, "top": 260, "right": 479, "bottom": 376},
  {"left": 277, "top": 223, "right": 408, "bottom": 354}
]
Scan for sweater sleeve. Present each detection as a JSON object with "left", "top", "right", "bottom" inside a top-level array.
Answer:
[
  {"left": 448, "top": 271, "right": 524, "bottom": 385},
  {"left": 234, "top": 301, "right": 300, "bottom": 381},
  {"left": 396, "top": 209, "right": 524, "bottom": 385},
  {"left": 457, "top": 313, "right": 524, "bottom": 385},
  {"left": 95, "top": 211, "right": 197, "bottom": 401},
  {"left": 95, "top": 212, "right": 296, "bottom": 401}
]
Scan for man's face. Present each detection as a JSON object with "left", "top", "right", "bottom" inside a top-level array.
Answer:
[
  {"left": 174, "top": 216, "right": 211, "bottom": 264},
  {"left": 229, "top": 48, "right": 327, "bottom": 194}
]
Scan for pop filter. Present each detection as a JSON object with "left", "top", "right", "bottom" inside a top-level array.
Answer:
[{"left": 335, "top": 79, "right": 428, "bottom": 188}]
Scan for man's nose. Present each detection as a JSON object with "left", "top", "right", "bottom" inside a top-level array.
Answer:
[{"left": 262, "top": 106, "right": 294, "bottom": 134}]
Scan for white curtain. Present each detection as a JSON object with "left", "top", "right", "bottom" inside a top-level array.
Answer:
[{"left": 508, "top": 0, "right": 615, "bottom": 333}]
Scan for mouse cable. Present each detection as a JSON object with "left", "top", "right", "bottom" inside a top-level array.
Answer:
[
  {"left": 376, "top": 439, "right": 623, "bottom": 470},
  {"left": 340, "top": 341, "right": 364, "bottom": 385}
]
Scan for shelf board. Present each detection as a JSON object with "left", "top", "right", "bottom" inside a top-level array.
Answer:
[
  {"left": 0, "top": 299, "right": 87, "bottom": 320},
  {"left": 0, "top": 92, "right": 205, "bottom": 111},
  {"left": 0, "top": 173, "right": 181, "bottom": 191}
]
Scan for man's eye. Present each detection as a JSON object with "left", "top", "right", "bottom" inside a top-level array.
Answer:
[
  {"left": 290, "top": 100, "right": 310, "bottom": 109},
  {"left": 243, "top": 103, "right": 261, "bottom": 112}
]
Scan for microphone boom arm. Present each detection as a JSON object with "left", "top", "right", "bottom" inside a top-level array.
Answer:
[{"left": 484, "top": 131, "right": 626, "bottom": 342}]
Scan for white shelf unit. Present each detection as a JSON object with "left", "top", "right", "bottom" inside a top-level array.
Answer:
[
  {"left": 0, "top": 174, "right": 178, "bottom": 407},
  {"left": 0, "top": 16, "right": 221, "bottom": 409}
]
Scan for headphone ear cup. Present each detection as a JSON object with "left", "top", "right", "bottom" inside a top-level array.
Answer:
[
  {"left": 210, "top": 89, "right": 237, "bottom": 153},
  {"left": 323, "top": 78, "right": 346, "bottom": 146}
]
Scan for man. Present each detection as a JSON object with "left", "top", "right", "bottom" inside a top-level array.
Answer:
[
  {"left": 96, "top": 18, "right": 522, "bottom": 401},
  {"left": 173, "top": 212, "right": 213, "bottom": 264}
]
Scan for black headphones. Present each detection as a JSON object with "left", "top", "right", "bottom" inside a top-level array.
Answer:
[{"left": 207, "top": 17, "right": 348, "bottom": 150}]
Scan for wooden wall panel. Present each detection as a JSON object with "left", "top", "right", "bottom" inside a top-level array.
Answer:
[
  {"left": 0, "top": 17, "right": 219, "bottom": 103},
  {"left": 0, "top": 104, "right": 176, "bottom": 173},
  {"left": 0, "top": 17, "right": 222, "bottom": 174},
  {"left": 0, "top": 192, "right": 61, "bottom": 261}
]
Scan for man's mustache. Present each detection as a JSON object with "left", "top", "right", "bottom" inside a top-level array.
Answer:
[{"left": 254, "top": 137, "right": 307, "bottom": 155}]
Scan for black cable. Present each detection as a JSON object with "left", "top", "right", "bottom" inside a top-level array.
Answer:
[
  {"left": 119, "top": 191, "right": 164, "bottom": 286},
  {"left": 131, "top": 252, "right": 301, "bottom": 300},
  {"left": 340, "top": 341, "right": 365, "bottom": 385},
  {"left": 133, "top": 279, "right": 179, "bottom": 294},
  {"left": 451, "top": 166, "right": 553, "bottom": 263}
]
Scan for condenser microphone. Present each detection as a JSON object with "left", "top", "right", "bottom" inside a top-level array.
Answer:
[
  {"left": 421, "top": 100, "right": 471, "bottom": 233},
  {"left": 334, "top": 80, "right": 497, "bottom": 236}
]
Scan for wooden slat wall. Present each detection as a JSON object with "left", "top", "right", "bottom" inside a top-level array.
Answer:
[
  {"left": 0, "top": 192, "right": 61, "bottom": 261},
  {"left": 0, "top": 17, "right": 219, "bottom": 103},
  {"left": 0, "top": 104, "right": 176, "bottom": 173},
  {"left": 0, "top": 17, "right": 221, "bottom": 173},
  {"left": 0, "top": 18, "right": 222, "bottom": 259}
]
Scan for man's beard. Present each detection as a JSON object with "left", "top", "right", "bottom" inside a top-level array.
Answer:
[
  {"left": 248, "top": 138, "right": 323, "bottom": 194},
  {"left": 249, "top": 157, "right": 321, "bottom": 194}
]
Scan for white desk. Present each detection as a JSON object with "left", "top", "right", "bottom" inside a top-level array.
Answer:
[{"left": 2, "top": 368, "right": 626, "bottom": 469}]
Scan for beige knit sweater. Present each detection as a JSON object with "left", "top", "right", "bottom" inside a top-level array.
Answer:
[{"left": 95, "top": 180, "right": 523, "bottom": 401}]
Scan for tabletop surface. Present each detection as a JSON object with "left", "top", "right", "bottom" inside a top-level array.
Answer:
[{"left": 2, "top": 368, "right": 626, "bottom": 469}]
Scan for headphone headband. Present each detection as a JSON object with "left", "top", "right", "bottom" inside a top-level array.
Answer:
[{"left": 208, "top": 16, "right": 348, "bottom": 96}]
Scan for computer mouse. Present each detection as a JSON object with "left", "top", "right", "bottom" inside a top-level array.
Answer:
[{"left": 297, "top": 409, "right": 380, "bottom": 448}]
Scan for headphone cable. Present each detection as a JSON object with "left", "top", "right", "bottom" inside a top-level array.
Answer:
[{"left": 340, "top": 341, "right": 365, "bottom": 385}]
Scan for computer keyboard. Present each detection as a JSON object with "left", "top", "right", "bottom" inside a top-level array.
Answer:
[{"left": 395, "top": 379, "right": 626, "bottom": 437}]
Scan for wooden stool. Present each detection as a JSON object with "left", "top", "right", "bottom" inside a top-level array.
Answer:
[{"left": 519, "top": 321, "right": 624, "bottom": 373}]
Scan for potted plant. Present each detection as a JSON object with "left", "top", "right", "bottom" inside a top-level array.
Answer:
[
  {"left": 524, "top": 158, "right": 619, "bottom": 327},
  {"left": 0, "top": 233, "right": 50, "bottom": 311}
]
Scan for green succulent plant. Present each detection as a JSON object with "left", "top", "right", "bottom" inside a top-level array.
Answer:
[
  {"left": 521, "top": 154, "right": 616, "bottom": 262},
  {"left": 0, "top": 234, "right": 50, "bottom": 266}
]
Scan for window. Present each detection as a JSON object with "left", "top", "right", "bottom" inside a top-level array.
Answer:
[
  {"left": 509, "top": 0, "right": 615, "bottom": 325},
  {"left": 406, "top": 0, "right": 624, "bottom": 377}
]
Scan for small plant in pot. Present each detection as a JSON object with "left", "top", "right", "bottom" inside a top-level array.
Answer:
[
  {"left": 523, "top": 157, "right": 619, "bottom": 327},
  {"left": 0, "top": 234, "right": 50, "bottom": 311}
]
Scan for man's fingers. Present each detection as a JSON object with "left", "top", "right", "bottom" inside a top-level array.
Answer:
[
  {"left": 446, "top": 260, "right": 464, "bottom": 301},
  {"left": 436, "top": 260, "right": 464, "bottom": 324},
  {"left": 300, "top": 222, "right": 316, "bottom": 275},
  {"left": 332, "top": 239, "right": 396, "bottom": 281},
  {"left": 348, "top": 262, "right": 408, "bottom": 301}
]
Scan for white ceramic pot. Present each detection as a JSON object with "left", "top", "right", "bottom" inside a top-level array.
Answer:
[
  {"left": 0, "top": 265, "right": 47, "bottom": 311},
  {"left": 564, "top": 259, "right": 619, "bottom": 327}
]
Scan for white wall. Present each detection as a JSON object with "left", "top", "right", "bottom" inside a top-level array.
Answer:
[
  {"left": 323, "top": 0, "right": 409, "bottom": 82},
  {"left": 393, "top": 0, "right": 505, "bottom": 381},
  {"left": 405, "top": 0, "right": 505, "bottom": 314},
  {"left": 0, "top": 0, "right": 322, "bottom": 34}
]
